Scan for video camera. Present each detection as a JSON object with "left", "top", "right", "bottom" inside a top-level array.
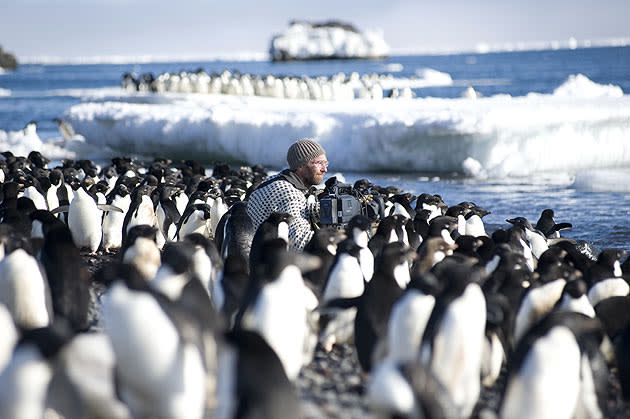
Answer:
[{"left": 318, "top": 178, "right": 384, "bottom": 228}]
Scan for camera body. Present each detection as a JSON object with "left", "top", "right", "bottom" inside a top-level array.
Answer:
[{"left": 319, "top": 182, "right": 383, "bottom": 228}]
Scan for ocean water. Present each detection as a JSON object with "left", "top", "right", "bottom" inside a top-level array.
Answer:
[{"left": 0, "top": 47, "right": 629, "bottom": 250}]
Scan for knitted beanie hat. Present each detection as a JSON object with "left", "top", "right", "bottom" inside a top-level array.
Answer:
[{"left": 287, "top": 139, "right": 325, "bottom": 170}]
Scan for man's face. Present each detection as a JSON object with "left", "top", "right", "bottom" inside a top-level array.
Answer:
[{"left": 296, "top": 154, "right": 328, "bottom": 187}]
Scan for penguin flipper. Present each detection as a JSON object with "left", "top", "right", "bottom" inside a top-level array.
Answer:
[
  {"left": 51, "top": 205, "right": 70, "bottom": 214},
  {"left": 97, "top": 204, "right": 124, "bottom": 213}
]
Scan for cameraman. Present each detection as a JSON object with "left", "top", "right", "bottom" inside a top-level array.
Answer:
[{"left": 247, "top": 138, "right": 328, "bottom": 250}]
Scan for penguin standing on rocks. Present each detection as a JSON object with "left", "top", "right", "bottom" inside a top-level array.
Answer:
[
  {"left": 155, "top": 184, "right": 182, "bottom": 243},
  {"left": 101, "top": 263, "right": 212, "bottom": 419},
  {"left": 39, "top": 222, "right": 92, "bottom": 332},
  {"left": 101, "top": 183, "right": 132, "bottom": 252},
  {"left": 319, "top": 240, "right": 366, "bottom": 352},
  {"left": 220, "top": 201, "right": 255, "bottom": 265},
  {"left": 121, "top": 185, "right": 157, "bottom": 244},
  {"left": 355, "top": 242, "right": 416, "bottom": 372},
  {"left": 419, "top": 260, "right": 487, "bottom": 419},
  {"left": 238, "top": 238, "right": 320, "bottom": 381},
  {"left": 216, "top": 329, "right": 301, "bottom": 419}
]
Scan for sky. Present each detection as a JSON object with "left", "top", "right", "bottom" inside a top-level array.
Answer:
[{"left": 1, "top": 0, "right": 629, "bottom": 59}]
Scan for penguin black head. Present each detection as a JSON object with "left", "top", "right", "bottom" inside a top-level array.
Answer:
[
  {"left": 27, "top": 151, "right": 50, "bottom": 169},
  {"left": 346, "top": 214, "right": 372, "bottom": 234},
  {"left": 161, "top": 241, "right": 196, "bottom": 276},
  {"left": 377, "top": 241, "right": 416, "bottom": 274},
  {"left": 445, "top": 204, "right": 469, "bottom": 217},
  {"left": 506, "top": 217, "right": 534, "bottom": 231}
]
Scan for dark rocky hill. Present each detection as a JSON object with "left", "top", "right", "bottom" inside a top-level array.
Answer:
[{"left": 0, "top": 45, "right": 18, "bottom": 70}]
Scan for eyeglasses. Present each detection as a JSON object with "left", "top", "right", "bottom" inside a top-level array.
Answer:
[{"left": 310, "top": 160, "right": 329, "bottom": 169}]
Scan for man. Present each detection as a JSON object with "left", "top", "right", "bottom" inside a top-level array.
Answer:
[{"left": 247, "top": 138, "right": 328, "bottom": 250}]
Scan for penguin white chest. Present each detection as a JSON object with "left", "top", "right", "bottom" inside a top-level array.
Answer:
[{"left": 68, "top": 189, "right": 102, "bottom": 252}]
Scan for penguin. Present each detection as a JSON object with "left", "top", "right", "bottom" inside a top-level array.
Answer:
[
  {"left": 388, "top": 193, "right": 417, "bottom": 219},
  {"left": 319, "top": 240, "right": 366, "bottom": 352},
  {"left": 220, "top": 201, "right": 255, "bottom": 265},
  {"left": 101, "top": 263, "right": 211, "bottom": 419},
  {"left": 367, "top": 359, "right": 458, "bottom": 419},
  {"left": 120, "top": 225, "right": 161, "bottom": 280},
  {"left": 415, "top": 193, "right": 445, "bottom": 221},
  {"left": 499, "top": 312, "right": 608, "bottom": 419},
  {"left": 586, "top": 249, "right": 629, "bottom": 306},
  {"left": 0, "top": 322, "right": 77, "bottom": 419},
  {"left": 216, "top": 329, "right": 301, "bottom": 419},
  {"left": 238, "top": 238, "right": 320, "bottom": 380},
  {"left": 355, "top": 242, "right": 416, "bottom": 372},
  {"left": 368, "top": 214, "right": 407, "bottom": 260},
  {"left": 346, "top": 214, "right": 375, "bottom": 282},
  {"left": 181, "top": 233, "right": 223, "bottom": 301},
  {"left": 512, "top": 274, "right": 569, "bottom": 344},
  {"left": 150, "top": 241, "right": 200, "bottom": 301},
  {"left": 506, "top": 216, "right": 549, "bottom": 261},
  {"left": 383, "top": 272, "right": 443, "bottom": 365},
  {"left": 121, "top": 184, "right": 157, "bottom": 244},
  {"left": 302, "top": 226, "right": 347, "bottom": 297},
  {"left": 22, "top": 177, "right": 48, "bottom": 210},
  {"left": 419, "top": 259, "right": 487, "bottom": 419},
  {"left": 535, "top": 208, "right": 572, "bottom": 239},
  {"left": 39, "top": 222, "right": 92, "bottom": 332},
  {"left": 0, "top": 303, "right": 19, "bottom": 373},
  {"left": 464, "top": 206, "right": 491, "bottom": 237},
  {"left": 56, "top": 331, "right": 132, "bottom": 419},
  {"left": 216, "top": 253, "right": 250, "bottom": 327},
  {"left": 412, "top": 237, "right": 458, "bottom": 276},
  {"left": 101, "top": 183, "right": 132, "bottom": 251},
  {"left": 0, "top": 247, "right": 52, "bottom": 329},
  {"left": 554, "top": 278, "right": 596, "bottom": 318},
  {"left": 426, "top": 215, "right": 459, "bottom": 245},
  {"left": 66, "top": 186, "right": 104, "bottom": 253},
  {"left": 177, "top": 203, "right": 213, "bottom": 240},
  {"left": 249, "top": 211, "right": 292, "bottom": 277},
  {"left": 155, "top": 184, "right": 182, "bottom": 243}
]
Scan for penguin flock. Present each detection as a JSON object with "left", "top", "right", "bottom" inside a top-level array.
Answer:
[
  {"left": 121, "top": 69, "right": 417, "bottom": 100},
  {"left": 0, "top": 148, "right": 629, "bottom": 418}
]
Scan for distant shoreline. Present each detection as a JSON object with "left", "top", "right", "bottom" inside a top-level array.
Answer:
[{"left": 16, "top": 39, "right": 630, "bottom": 66}]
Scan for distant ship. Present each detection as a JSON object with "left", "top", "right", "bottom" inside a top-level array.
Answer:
[{"left": 269, "top": 20, "right": 390, "bottom": 62}]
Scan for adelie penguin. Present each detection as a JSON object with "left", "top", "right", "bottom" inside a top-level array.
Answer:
[
  {"left": 237, "top": 238, "right": 320, "bottom": 381},
  {"left": 120, "top": 225, "right": 161, "bottom": 280},
  {"left": 499, "top": 312, "right": 608, "bottom": 419},
  {"left": 216, "top": 329, "right": 301, "bottom": 419},
  {"left": 319, "top": 239, "right": 366, "bottom": 352},
  {"left": 0, "top": 247, "right": 53, "bottom": 329},
  {"left": 100, "top": 262, "right": 213, "bottom": 419},
  {"left": 535, "top": 208, "right": 572, "bottom": 239},
  {"left": 220, "top": 201, "right": 255, "bottom": 265},
  {"left": 354, "top": 241, "right": 416, "bottom": 372},
  {"left": 249, "top": 211, "right": 292, "bottom": 277},
  {"left": 419, "top": 259, "right": 487, "bottom": 419},
  {"left": 302, "top": 226, "right": 347, "bottom": 297}
]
